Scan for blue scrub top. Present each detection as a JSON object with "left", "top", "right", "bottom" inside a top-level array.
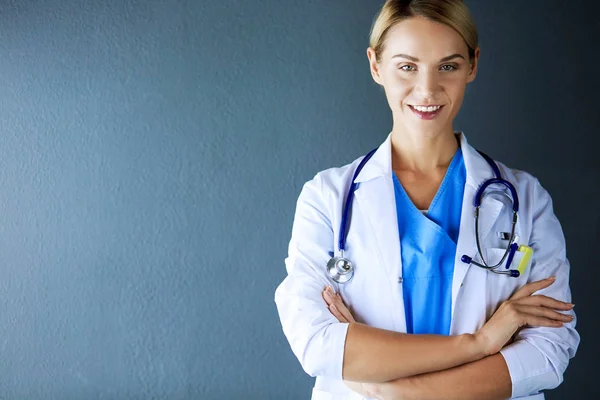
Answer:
[{"left": 392, "top": 149, "right": 466, "bottom": 335}]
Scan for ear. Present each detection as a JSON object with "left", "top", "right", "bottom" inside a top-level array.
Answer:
[
  {"left": 467, "top": 47, "right": 480, "bottom": 83},
  {"left": 367, "top": 47, "right": 384, "bottom": 86}
]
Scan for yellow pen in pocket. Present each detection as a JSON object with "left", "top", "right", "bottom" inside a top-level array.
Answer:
[{"left": 517, "top": 245, "right": 534, "bottom": 275}]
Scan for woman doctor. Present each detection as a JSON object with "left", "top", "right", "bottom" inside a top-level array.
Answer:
[{"left": 274, "top": 1, "right": 579, "bottom": 399}]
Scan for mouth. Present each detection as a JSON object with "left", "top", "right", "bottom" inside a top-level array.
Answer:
[{"left": 408, "top": 104, "right": 444, "bottom": 120}]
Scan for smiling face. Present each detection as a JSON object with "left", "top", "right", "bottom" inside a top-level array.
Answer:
[{"left": 368, "top": 16, "right": 479, "bottom": 139}]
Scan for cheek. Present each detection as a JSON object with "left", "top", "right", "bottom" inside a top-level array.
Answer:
[
  {"left": 442, "top": 75, "right": 468, "bottom": 97},
  {"left": 384, "top": 88, "right": 412, "bottom": 111},
  {"left": 447, "top": 85, "right": 466, "bottom": 107},
  {"left": 383, "top": 74, "right": 413, "bottom": 100}
]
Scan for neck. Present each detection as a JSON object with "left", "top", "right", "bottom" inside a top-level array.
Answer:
[{"left": 390, "top": 127, "right": 459, "bottom": 174}]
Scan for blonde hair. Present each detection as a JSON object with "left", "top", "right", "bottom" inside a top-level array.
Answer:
[{"left": 369, "top": 0, "right": 478, "bottom": 62}]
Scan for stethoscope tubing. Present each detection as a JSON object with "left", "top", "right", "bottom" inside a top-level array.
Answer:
[{"left": 328, "top": 146, "right": 522, "bottom": 283}]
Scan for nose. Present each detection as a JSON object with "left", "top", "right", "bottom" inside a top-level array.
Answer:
[{"left": 414, "top": 70, "right": 440, "bottom": 99}]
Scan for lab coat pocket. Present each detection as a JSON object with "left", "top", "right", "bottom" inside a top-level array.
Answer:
[{"left": 484, "top": 247, "right": 532, "bottom": 319}]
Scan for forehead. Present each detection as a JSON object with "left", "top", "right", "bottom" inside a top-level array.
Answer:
[{"left": 382, "top": 17, "right": 469, "bottom": 60}]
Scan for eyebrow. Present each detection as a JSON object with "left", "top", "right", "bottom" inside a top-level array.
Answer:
[{"left": 391, "top": 53, "right": 466, "bottom": 62}]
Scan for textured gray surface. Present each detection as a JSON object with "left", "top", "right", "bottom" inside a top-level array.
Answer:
[{"left": 0, "top": 0, "right": 596, "bottom": 398}]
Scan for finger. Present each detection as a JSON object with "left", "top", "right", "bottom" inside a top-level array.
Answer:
[
  {"left": 522, "top": 315, "right": 564, "bottom": 328},
  {"left": 511, "top": 277, "right": 556, "bottom": 300},
  {"left": 511, "top": 277, "right": 555, "bottom": 299},
  {"left": 518, "top": 295, "right": 574, "bottom": 311},
  {"left": 322, "top": 289, "right": 335, "bottom": 306},
  {"left": 334, "top": 295, "right": 356, "bottom": 323},
  {"left": 328, "top": 292, "right": 355, "bottom": 323},
  {"left": 324, "top": 286, "right": 340, "bottom": 303},
  {"left": 339, "top": 307, "right": 356, "bottom": 323},
  {"left": 329, "top": 290, "right": 343, "bottom": 306},
  {"left": 329, "top": 304, "right": 347, "bottom": 323},
  {"left": 517, "top": 305, "right": 574, "bottom": 323},
  {"left": 325, "top": 287, "right": 355, "bottom": 322}
]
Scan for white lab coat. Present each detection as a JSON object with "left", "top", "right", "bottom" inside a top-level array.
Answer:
[{"left": 274, "top": 133, "right": 580, "bottom": 400}]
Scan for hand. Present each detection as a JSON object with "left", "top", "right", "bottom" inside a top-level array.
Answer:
[
  {"left": 322, "top": 286, "right": 356, "bottom": 323},
  {"left": 475, "top": 276, "right": 574, "bottom": 355}
]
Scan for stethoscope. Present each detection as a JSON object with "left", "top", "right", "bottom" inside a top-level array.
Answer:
[{"left": 327, "top": 147, "right": 531, "bottom": 284}]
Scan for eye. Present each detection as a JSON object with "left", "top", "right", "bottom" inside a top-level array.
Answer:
[
  {"left": 440, "top": 64, "right": 457, "bottom": 71},
  {"left": 399, "top": 64, "right": 416, "bottom": 72}
]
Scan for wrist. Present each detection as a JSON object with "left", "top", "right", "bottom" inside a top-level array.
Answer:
[{"left": 465, "top": 332, "right": 490, "bottom": 360}]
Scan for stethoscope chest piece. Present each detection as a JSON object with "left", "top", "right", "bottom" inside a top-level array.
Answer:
[{"left": 327, "top": 254, "right": 354, "bottom": 284}]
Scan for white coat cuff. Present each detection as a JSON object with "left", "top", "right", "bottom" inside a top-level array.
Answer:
[
  {"left": 500, "top": 340, "right": 556, "bottom": 398},
  {"left": 318, "top": 322, "right": 350, "bottom": 379}
]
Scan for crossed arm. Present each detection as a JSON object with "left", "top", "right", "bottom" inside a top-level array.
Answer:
[
  {"left": 322, "top": 281, "right": 573, "bottom": 400},
  {"left": 369, "top": 352, "right": 511, "bottom": 400},
  {"left": 324, "top": 290, "right": 509, "bottom": 399},
  {"left": 355, "top": 348, "right": 510, "bottom": 400},
  {"left": 276, "top": 175, "right": 578, "bottom": 399}
]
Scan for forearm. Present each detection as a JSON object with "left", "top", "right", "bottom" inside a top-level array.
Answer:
[
  {"left": 373, "top": 353, "right": 511, "bottom": 400},
  {"left": 343, "top": 323, "right": 486, "bottom": 382}
]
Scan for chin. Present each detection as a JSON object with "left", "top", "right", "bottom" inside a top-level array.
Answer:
[{"left": 407, "top": 123, "right": 453, "bottom": 139}]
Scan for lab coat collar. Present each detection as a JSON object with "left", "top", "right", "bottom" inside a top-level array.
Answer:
[
  {"left": 353, "top": 132, "right": 497, "bottom": 189},
  {"left": 353, "top": 133, "right": 393, "bottom": 184},
  {"left": 458, "top": 133, "right": 498, "bottom": 189}
]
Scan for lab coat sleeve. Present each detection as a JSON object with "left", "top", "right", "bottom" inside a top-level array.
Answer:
[
  {"left": 274, "top": 173, "right": 349, "bottom": 379},
  {"left": 499, "top": 178, "right": 580, "bottom": 398}
]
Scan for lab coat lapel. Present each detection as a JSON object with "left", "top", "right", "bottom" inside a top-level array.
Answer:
[
  {"left": 353, "top": 177, "right": 399, "bottom": 279},
  {"left": 451, "top": 133, "right": 504, "bottom": 319},
  {"left": 352, "top": 134, "right": 399, "bottom": 280},
  {"left": 353, "top": 135, "right": 407, "bottom": 332}
]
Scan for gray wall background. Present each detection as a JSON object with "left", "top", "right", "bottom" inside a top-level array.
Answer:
[{"left": 0, "top": 0, "right": 597, "bottom": 398}]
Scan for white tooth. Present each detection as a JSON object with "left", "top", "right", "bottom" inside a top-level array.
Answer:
[{"left": 414, "top": 105, "right": 439, "bottom": 112}]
